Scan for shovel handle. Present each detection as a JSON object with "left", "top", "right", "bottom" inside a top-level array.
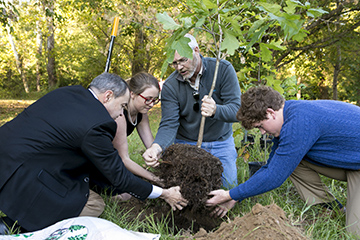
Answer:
[
  {"left": 111, "top": 17, "right": 120, "bottom": 36},
  {"left": 105, "top": 17, "right": 120, "bottom": 72}
]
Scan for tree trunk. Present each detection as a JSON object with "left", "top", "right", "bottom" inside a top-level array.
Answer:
[
  {"left": 357, "top": 87, "right": 360, "bottom": 106},
  {"left": 36, "top": 19, "right": 43, "bottom": 92},
  {"left": 6, "top": 24, "right": 29, "bottom": 93},
  {"left": 44, "top": 0, "right": 57, "bottom": 88},
  {"left": 332, "top": 45, "right": 341, "bottom": 100},
  {"left": 131, "top": 27, "right": 146, "bottom": 75},
  {"left": 332, "top": 1, "right": 341, "bottom": 100}
]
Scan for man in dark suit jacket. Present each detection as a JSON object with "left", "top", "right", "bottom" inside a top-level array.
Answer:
[{"left": 0, "top": 73, "right": 187, "bottom": 233}]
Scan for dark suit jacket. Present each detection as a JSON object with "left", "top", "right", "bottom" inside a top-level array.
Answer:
[{"left": 0, "top": 85, "right": 152, "bottom": 231}]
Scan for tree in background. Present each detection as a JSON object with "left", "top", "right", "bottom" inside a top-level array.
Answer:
[
  {"left": 0, "top": 0, "right": 359, "bottom": 103},
  {"left": 276, "top": 0, "right": 360, "bottom": 101},
  {"left": 42, "top": 0, "right": 57, "bottom": 88},
  {"left": 156, "top": 0, "right": 328, "bottom": 98}
]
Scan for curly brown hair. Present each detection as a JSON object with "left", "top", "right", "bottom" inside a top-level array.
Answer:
[{"left": 237, "top": 85, "right": 284, "bottom": 129}]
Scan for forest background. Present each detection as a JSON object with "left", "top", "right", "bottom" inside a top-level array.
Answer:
[
  {"left": 0, "top": 0, "right": 359, "bottom": 103},
  {"left": 0, "top": 1, "right": 359, "bottom": 239}
]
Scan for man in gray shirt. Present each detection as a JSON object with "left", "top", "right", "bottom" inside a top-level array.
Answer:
[{"left": 143, "top": 34, "right": 241, "bottom": 188}]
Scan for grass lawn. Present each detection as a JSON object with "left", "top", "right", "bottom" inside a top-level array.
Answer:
[{"left": 0, "top": 100, "right": 354, "bottom": 239}]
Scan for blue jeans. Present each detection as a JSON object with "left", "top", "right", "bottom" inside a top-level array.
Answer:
[{"left": 175, "top": 136, "right": 238, "bottom": 189}]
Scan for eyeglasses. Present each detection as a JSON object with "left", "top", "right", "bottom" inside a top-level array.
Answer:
[
  {"left": 138, "top": 94, "right": 160, "bottom": 105},
  {"left": 170, "top": 57, "right": 188, "bottom": 68},
  {"left": 192, "top": 90, "right": 200, "bottom": 112}
]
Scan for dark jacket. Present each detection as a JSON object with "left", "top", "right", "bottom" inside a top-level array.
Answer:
[
  {"left": 0, "top": 85, "right": 152, "bottom": 231},
  {"left": 154, "top": 56, "right": 241, "bottom": 149}
]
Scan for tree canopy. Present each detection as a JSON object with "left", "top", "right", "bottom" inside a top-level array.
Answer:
[{"left": 0, "top": 0, "right": 359, "bottom": 103}]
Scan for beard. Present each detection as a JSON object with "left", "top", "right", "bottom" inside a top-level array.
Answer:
[{"left": 184, "top": 53, "right": 199, "bottom": 79}]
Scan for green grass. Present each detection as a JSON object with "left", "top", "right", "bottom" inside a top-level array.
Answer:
[{"left": 0, "top": 101, "right": 354, "bottom": 239}]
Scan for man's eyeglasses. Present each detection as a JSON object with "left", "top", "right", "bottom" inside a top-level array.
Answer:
[
  {"left": 170, "top": 57, "right": 188, "bottom": 68},
  {"left": 192, "top": 90, "right": 200, "bottom": 112},
  {"left": 138, "top": 94, "right": 160, "bottom": 105}
]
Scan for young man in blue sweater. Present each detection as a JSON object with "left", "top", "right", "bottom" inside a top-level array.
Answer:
[{"left": 206, "top": 85, "right": 360, "bottom": 237}]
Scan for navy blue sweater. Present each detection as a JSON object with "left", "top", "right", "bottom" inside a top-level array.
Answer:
[{"left": 230, "top": 100, "right": 360, "bottom": 201}]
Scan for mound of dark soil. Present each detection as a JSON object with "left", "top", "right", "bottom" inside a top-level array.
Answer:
[
  {"left": 156, "top": 143, "right": 223, "bottom": 212},
  {"left": 117, "top": 143, "right": 224, "bottom": 232}
]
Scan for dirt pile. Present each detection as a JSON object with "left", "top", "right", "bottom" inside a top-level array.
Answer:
[
  {"left": 193, "top": 203, "right": 309, "bottom": 240},
  {"left": 156, "top": 143, "right": 223, "bottom": 211},
  {"left": 156, "top": 143, "right": 224, "bottom": 232},
  {"left": 117, "top": 143, "right": 224, "bottom": 232}
]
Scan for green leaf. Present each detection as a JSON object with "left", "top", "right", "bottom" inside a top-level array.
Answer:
[
  {"left": 267, "top": 40, "right": 286, "bottom": 51},
  {"left": 171, "top": 36, "right": 193, "bottom": 59},
  {"left": 195, "top": 17, "right": 206, "bottom": 28},
  {"left": 227, "top": 19, "right": 244, "bottom": 41},
  {"left": 266, "top": 76, "right": 284, "bottom": 94},
  {"left": 203, "top": 0, "right": 217, "bottom": 9},
  {"left": 259, "top": 43, "right": 272, "bottom": 62},
  {"left": 156, "top": 12, "right": 180, "bottom": 30},
  {"left": 246, "top": 23, "right": 270, "bottom": 52},
  {"left": 220, "top": 30, "right": 240, "bottom": 55},
  {"left": 273, "top": 84, "right": 284, "bottom": 95},
  {"left": 247, "top": 18, "right": 265, "bottom": 36},
  {"left": 282, "top": 12, "right": 301, "bottom": 21},
  {"left": 284, "top": 0, "right": 297, "bottom": 14},
  {"left": 292, "top": 30, "right": 308, "bottom": 42},
  {"left": 307, "top": 8, "right": 328, "bottom": 18},
  {"left": 182, "top": 17, "right": 193, "bottom": 28},
  {"left": 160, "top": 53, "right": 174, "bottom": 78},
  {"left": 257, "top": 2, "right": 281, "bottom": 16},
  {"left": 187, "top": 0, "right": 209, "bottom": 14},
  {"left": 289, "top": 0, "right": 304, "bottom": 6}
]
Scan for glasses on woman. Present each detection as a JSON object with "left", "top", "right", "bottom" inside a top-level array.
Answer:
[{"left": 138, "top": 94, "right": 160, "bottom": 105}]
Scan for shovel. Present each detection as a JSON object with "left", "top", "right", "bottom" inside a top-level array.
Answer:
[{"left": 105, "top": 17, "right": 120, "bottom": 73}]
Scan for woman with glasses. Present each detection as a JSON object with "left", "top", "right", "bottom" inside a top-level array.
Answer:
[{"left": 112, "top": 72, "right": 162, "bottom": 201}]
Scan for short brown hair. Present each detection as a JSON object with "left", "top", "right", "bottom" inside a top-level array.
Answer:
[{"left": 237, "top": 86, "right": 285, "bottom": 129}]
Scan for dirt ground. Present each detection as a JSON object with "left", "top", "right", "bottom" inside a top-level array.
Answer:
[
  {"left": 116, "top": 144, "right": 309, "bottom": 239},
  {"left": 192, "top": 203, "right": 309, "bottom": 240}
]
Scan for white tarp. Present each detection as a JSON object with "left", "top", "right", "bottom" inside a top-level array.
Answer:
[{"left": 0, "top": 216, "right": 160, "bottom": 240}]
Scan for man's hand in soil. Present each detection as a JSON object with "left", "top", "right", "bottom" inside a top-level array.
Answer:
[
  {"left": 201, "top": 95, "right": 217, "bottom": 117},
  {"left": 160, "top": 186, "right": 188, "bottom": 211},
  {"left": 143, "top": 143, "right": 162, "bottom": 167},
  {"left": 206, "top": 189, "right": 237, "bottom": 217}
]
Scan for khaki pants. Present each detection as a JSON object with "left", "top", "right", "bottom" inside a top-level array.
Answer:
[
  {"left": 79, "top": 190, "right": 105, "bottom": 217},
  {"left": 290, "top": 160, "right": 360, "bottom": 236}
]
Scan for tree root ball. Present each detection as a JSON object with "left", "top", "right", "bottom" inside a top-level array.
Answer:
[
  {"left": 115, "top": 143, "right": 225, "bottom": 233},
  {"left": 156, "top": 143, "right": 223, "bottom": 212}
]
